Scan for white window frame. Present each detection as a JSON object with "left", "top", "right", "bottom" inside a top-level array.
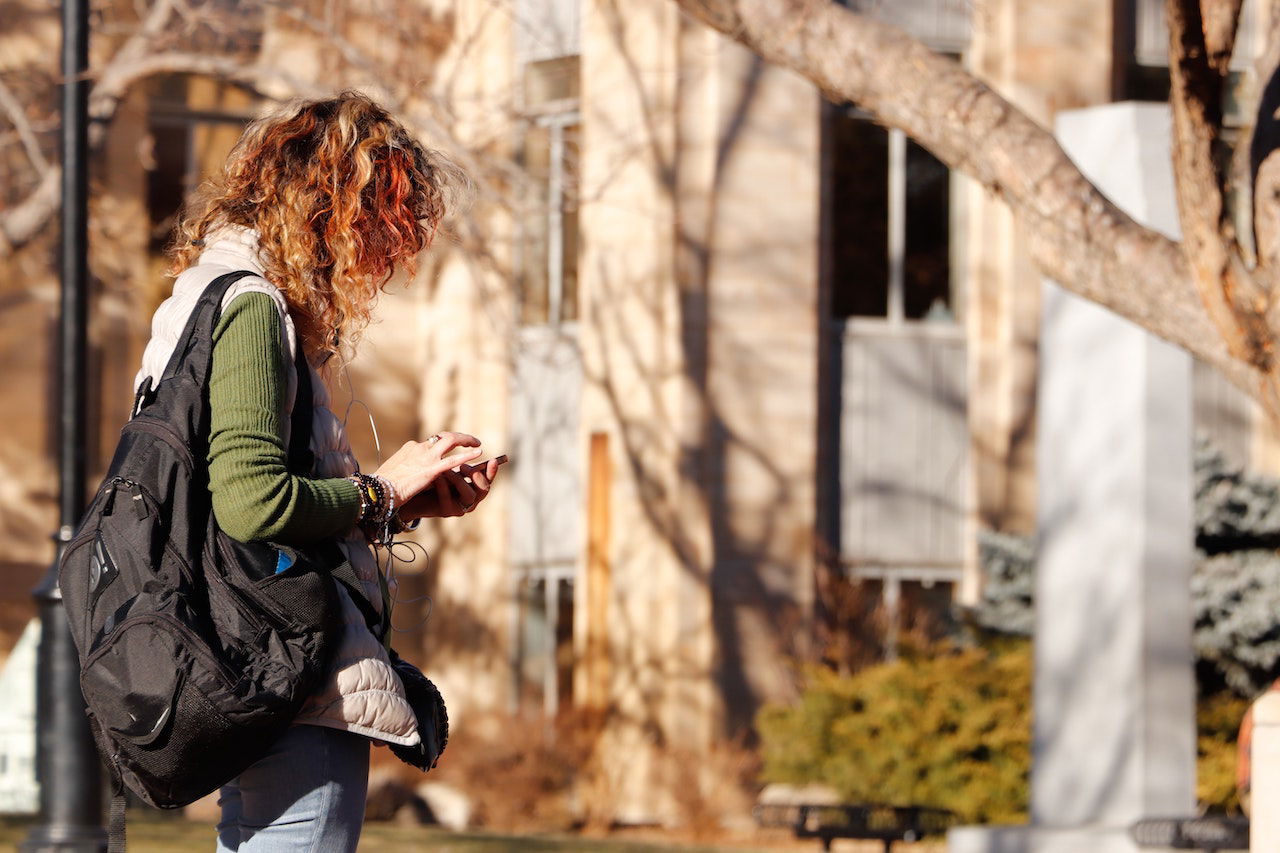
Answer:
[
  {"left": 843, "top": 564, "right": 963, "bottom": 660},
  {"left": 838, "top": 120, "right": 965, "bottom": 338},
  {"left": 519, "top": 110, "right": 580, "bottom": 329},
  {"left": 510, "top": 561, "right": 576, "bottom": 717}
]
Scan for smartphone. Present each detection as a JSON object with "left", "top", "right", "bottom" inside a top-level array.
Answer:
[{"left": 449, "top": 454, "right": 508, "bottom": 481}]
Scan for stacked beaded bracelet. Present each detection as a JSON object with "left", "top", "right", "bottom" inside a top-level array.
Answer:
[
  {"left": 349, "top": 472, "right": 395, "bottom": 527},
  {"left": 349, "top": 472, "right": 421, "bottom": 545}
]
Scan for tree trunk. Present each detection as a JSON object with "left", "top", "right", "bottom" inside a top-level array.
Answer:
[{"left": 670, "top": 0, "right": 1279, "bottom": 412}]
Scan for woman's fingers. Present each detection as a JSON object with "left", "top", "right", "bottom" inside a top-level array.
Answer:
[
  {"left": 405, "top": 454, "right": 479, "bottom": 501},
  {"left": 429, "top": 432, "right": 480, "bottom": 458},
  {"left": 461, "top": 464, "right": 491, "bottom": 493},
  {"left": 373, "top": 433, "right": 491, "bottom": 511},
  {"left": 441, "top": 469, "right": 477, "bottom": 510},
  {"left": 379, "top": 442, "right": 481, "bottom": 501},
  {"left": 447, "top": 459, "right": 499, "bottom": 514},
  {"left": 434, "top": 478, "right": 463, "bottom": 517}
]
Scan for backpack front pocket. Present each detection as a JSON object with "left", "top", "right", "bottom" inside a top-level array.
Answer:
[{"left": 81, "top": 613, "right": 236, "bottom": 747}]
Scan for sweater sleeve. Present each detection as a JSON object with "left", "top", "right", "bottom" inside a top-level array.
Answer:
[{"left": 207, "top": 291, "right": 362, "bottom": 545}]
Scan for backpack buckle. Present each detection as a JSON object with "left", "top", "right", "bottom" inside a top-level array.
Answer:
[{"left": 132, "top": 377, "right": 154, "bottom": 418}]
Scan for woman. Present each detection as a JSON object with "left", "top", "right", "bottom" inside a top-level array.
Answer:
[{"left": 135, "top": 92, "right": 494, "bottom": 851}]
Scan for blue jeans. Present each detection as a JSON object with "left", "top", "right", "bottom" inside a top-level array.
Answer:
[{"left": 216, "top": 724, "right": 370, "bottom": 852}]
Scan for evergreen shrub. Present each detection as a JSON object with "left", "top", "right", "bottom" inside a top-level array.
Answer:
[
  {"left": 757, "top": 642, "right": 1031, "bottom": 824},
  {"left": 974, "top": 442, "right": 1280, "bottom": 697},
  {"left": 758, "top": 440, "right": 1272, "bottom": 822},
  {"left": 758, "top": 642, "right": 1246, "bottom": 820},
  {"left": 1197, "top": 690, "right": 1249, "bottom": 814}
]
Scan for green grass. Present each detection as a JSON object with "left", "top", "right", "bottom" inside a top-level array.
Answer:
[{"left": 0, "top": 817, "right": 798, "bottom": 852}]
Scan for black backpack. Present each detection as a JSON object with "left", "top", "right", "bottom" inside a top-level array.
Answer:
[{"left": 58, "top": 271, "right": 367, "bottom": 811}]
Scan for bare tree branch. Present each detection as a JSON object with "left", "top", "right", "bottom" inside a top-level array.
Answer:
[
  {"left": 0, "top": 77, "right": 50, "bottom": 174},
  {"left": 0, "top": 50, "right": 303, "bottom": 255},
  {"left": 90, "top": 0, "right": 223, "bottom": 126},
  {"left": 1166, "top": 0, "right": 1272, "bottom": 370},
  {"left": 0, "top": 0, "right": 186, "bottom": 253},
  {"left": 263, "top": 2, "right": 526, "bottom": 196},
  {"left": 1203, "top": 0, "right": 1246, "bottom": 74},
  {"left": 0, "top": 0, "right": 524, "bottom": 259},
  {"left": 9, "top": 0, "right": 1280, "bottom": 410},
  {"left": 1246, "top": 3, "right": 1280, "bottom": 350},
  {"left": 670, "top": 0, "right": 1272, "bottom": 407},
  {"left": 1226, "top": 0, "right": 1279, "bottom": 269},
  {"left": 0, "top": 168, "right": 59, "bottom": 255}
]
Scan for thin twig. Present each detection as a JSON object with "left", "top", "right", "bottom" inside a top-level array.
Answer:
[{"left": 0, "top": 78, "right": 50, "bottom": 174}]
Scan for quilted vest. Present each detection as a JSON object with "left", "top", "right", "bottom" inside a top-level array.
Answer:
[{"left": 135, "top": 225, "right": 419, "bottom": 747}]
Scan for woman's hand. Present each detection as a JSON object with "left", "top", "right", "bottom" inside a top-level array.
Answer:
[
  {"left": 373, "top": 432, "right": 483, "bottom": 509},
  {"left": 398, "top": 456, "right": 502, "bottom": 520}
]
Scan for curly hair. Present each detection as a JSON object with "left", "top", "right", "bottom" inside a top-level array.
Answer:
[{"left": 169, "top": 91, "right": 465, "bottom": 363}]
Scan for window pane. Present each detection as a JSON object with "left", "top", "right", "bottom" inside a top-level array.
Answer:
[
  {"left": 555, "top": 577, "right": 575, "bottom": 707},
  {"left": 560, "top": 124, "right": 580, "bottom": 322},
  {"left": 147, "top": 122, "right": 192, "bottom": 254},
  {"left": 830, "top": 114, "right": 889, "bottom": 318},
  {"left": 524, "top": 56, "right": 581, "bottom": 105},
  {"left": 845, "top": 0, "right": 970, "bottom": 52},
  {"left": 903, "top": 139, "right": 952, "bottom": 321},
  {"left": 520, "top": 125, "right": 552, "bottom": 325},
  {"left": 900, "top": 579, "right": 956, "bottom": 643},
  {"left": 518, "top": 577, "right": 549, "bottom": 708}
]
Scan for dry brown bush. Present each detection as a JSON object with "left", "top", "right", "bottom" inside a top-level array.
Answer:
[
  {"left": 657, "top": 737, "right": 762, "bottom": 842},
  {"left": 368, "top": 707, "right": 765, "bottom": 841},
  {"left": 369, "top": 707, "right": 607, "bottom": 832}
]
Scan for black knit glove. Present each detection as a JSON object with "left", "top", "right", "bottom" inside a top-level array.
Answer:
[{"left": 387, "top": 649, "right": 449, "bottom": 771}]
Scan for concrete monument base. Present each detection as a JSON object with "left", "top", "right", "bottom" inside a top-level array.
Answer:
[{"left": 948, "top": 824, "right": 1154, "bottom": 853}]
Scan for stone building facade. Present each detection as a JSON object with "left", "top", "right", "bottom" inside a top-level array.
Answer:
[{"left": 1, "top": 0, "right": 1276, "bottom": 825}]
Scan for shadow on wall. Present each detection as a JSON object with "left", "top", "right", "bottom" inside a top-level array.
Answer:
[{"left": 581, "top": 0, "right": 815, "bottom": 743}]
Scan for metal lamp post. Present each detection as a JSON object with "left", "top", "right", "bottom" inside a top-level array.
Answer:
[{"left": 23, "top": 0, "right": 106, "bottom": 847}]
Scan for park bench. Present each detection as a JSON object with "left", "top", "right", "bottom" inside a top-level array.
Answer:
[
  {"left": 753, "top": 801, "right": 955, "bottom": 852},
  {"left": 1129, "top": 816, "right": 1248, "bottom": 851}
]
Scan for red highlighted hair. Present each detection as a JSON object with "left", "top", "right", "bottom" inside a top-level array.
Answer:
[{"left": 170, "top": 92, "right": 466, "bottom": 363}]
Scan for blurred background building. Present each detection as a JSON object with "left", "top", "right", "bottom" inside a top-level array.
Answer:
[{"left": 0, "top": 0, "right": 1274, "bottom": 826}]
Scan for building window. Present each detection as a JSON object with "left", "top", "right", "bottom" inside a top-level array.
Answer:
[
  {"left": 842, "top": 0, "right": 970, "bottom": 53},
  {"left": 511, "top": 12, "right": 583, "bottom": 714},
  {"left": 837, "top": 572, "right": 958, "bottom": 661},
  {"left": 828, "top": 108, "right": 955, "bottom": 324},
  {"left": 146, "top": 76, "right": 257, "bottom": 255},
  {"left": 515, "top": 568, "right": 575, "bottom": 716},
  {"left": 518, "top": 58, "right": 580, "bottom": 326}
]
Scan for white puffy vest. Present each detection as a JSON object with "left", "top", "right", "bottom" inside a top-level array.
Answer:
[{"left": 135, "top": 225, "right": 419, "bottom": 747}]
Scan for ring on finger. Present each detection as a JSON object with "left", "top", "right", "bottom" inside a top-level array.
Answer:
[{"left": 427, "top": 434, "right": 441, "bottom": 446}]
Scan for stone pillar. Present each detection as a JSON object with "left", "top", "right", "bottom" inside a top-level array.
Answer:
[
  {"left": 951, "top": 102, "right": 1197, "bottom": 853},
  {"left": 1032, "top": 102, "right": 1196, "bottom": 849}
]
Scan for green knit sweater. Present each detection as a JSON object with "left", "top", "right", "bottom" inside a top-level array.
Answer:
[{"left": 208, "top": 292, "right": 361, "bottom": 544}]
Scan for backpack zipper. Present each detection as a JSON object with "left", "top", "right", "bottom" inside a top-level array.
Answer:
[
  {"left": 214, "top": 536, "right": 289, "bottom": 627},
  {"left": 64, "top": 477, "right": 129, "bottom": 553},
  {"left": 123, "top": 419, "right": 195, "bottom": 473},
  {"left": 85, "top": 611, "right": 238, "bottom": 691},
  {"left": 204, "top": 542, "right": 268, "bottom": 633},
  {"left": 110, "top": 478, "right": 199, "bottom": 582}
]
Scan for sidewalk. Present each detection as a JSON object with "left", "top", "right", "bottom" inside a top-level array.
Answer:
[{"left": 0, "top": 818, "right": 943, "bottom": 851}]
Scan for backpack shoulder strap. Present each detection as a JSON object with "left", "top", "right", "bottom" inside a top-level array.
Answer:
[
  {"left": 288, "top": 344, "right": 315, "bottom": 476},
  {"left": 289, "top": 363, "right": 383, "bottom": 636},
  {"left": 155, "top": 270, "right": 261, "bottom": 387},
  {"left": 141, "top": 271, "right": 317, "bottom": 476}
]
